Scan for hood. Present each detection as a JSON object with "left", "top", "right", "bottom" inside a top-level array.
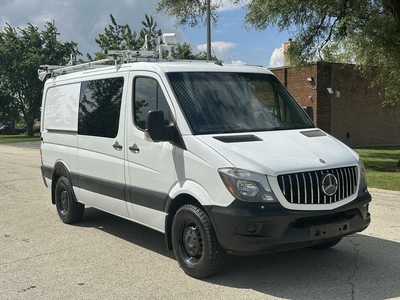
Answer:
[{"left": 195, "top": 129, "right": 359, "bottom": 176}]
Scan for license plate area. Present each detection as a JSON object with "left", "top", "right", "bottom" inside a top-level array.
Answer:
[{"left": 310, "top": 221, "right": 350, "bottom": 240}]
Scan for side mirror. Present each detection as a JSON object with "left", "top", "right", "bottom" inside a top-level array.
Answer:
[
  {"left": 146, "top": 110, "right": 167, "bottom": 142},
  {"left": 145, "top": 110, "right": 186, "bottom": 149}
]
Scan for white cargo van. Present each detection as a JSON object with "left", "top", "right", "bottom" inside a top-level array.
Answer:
[{"left": 39, "top": 45, "right": 371, "bottom": 278}]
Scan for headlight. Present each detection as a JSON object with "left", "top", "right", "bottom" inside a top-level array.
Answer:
[
  {"left": 358, "top": 159, "right": 367, "bottom": 190},
  {"left": 218, "top": 168, "right": 277, "bottom": 203}
]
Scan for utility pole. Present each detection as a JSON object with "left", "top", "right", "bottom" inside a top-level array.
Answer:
[{"left": 206, "top": 0, "right": 211, "bottom": 61}]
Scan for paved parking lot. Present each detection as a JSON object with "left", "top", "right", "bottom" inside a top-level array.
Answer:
[{"left": 1, "top": 143, "right": 399, "bottom": 300}]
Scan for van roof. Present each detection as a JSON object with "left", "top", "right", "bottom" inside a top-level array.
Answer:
[
  {"left": 142, "top": 61, "right": 270, "bottom": 74},
  {"left": 39, "top": 60, "right": 273, "bottom": 82}
]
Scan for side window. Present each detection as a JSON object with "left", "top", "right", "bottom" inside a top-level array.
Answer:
[
  {"left": 253, "top": 81, "right": 292, "bottom": 122},
  {"left": 276, "top": 94, "right": 292, "bottom": 122},
  {"left": 134, "top": 77, "right": 173, "bottom": 130},
  {"left": 78, "top": 77, "right": 124, "bottom": 138}
]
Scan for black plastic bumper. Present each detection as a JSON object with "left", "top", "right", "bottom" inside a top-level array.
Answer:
[{"left": 204, "top": 190, "right": 371, "bottom": 255}]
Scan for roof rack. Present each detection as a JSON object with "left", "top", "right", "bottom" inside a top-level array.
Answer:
[
  {"left": 38, "top": 58, "right": 112, "bottom": 81},
  {"left": 38, "top": 33, "right": 178, "bottom": 81}
]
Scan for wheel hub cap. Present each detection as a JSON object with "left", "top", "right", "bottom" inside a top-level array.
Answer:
[
  {"left": 60, "top": 191, "right": 68, "bottom": 213},
  {"left": 183, "top": 225, "right": 202, "bottom": 258}
]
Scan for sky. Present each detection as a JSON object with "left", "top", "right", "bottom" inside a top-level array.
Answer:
[{"left": 0, "top": 0, "right": 291, "bottom": 67}]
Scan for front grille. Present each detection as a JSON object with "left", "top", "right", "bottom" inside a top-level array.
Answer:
[{"left": 277, "top": 166, "right": 358, "bottom": 204}]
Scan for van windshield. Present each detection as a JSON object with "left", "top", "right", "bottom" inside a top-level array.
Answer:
[{"left": 167, "top": 72, "right": 315, "bottom": 135}]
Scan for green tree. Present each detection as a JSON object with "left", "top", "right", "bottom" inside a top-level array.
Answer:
[
  {"left": 155, "top": 0, "right": 219, "bottom": 27},
  {"left": 171, "top": 42, "right": 196, "bottom": 59},
  {"left": 92, "top": 14, "right": 211, "bottom": 61},
  {"left": 169, "top": 42, "right": 216, "bottom": 60},
  {"left": 0, "top": 22, "right": 78, "bottom": 135},
  {"left": 0, "top": 81, "right": 19, "bottom": 124},
  {"left": 90, "top": 14, "right": 163, "bottom": 60},
  {"left": 90, "top": 14, "right": 138, "bottom": 60},
  {"left": 241, "top": 0, "right": 400, "bottom": 107},
  {"left": 193, "top": 50, "right": 217, "bottom": 61},
  {"left": 138, "top": 14, "right": 162, "bottom": 50},
  {"left": 155, "top": 0, "right": 221, "bottom": 60}
]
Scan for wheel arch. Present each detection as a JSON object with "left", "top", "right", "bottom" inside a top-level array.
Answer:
[
  {"left": 164, "top": 180, "right": 216, "bottom": 251},
  {"left": 51, "top": 161, "right": 75, "bottom": 204},
  {"left": 164, "top": 193, "right": 204, "bottom": 251}
]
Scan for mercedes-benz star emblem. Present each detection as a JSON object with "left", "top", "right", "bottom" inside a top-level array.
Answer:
[{"left": 321, "top": 173, "right": 338, "bottom": 196}]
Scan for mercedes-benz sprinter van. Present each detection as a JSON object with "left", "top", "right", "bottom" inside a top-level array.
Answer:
[{"left": 39, "top": 54, "right": 371, "bottom": 278}]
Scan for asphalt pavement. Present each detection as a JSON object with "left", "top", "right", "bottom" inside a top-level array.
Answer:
[{"left": 1, "top": 144, "right": 399, "bottom": 300}]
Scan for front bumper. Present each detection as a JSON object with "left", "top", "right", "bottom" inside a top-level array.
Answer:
[{"left": 204, "top": 190, "right": 371, "bottom": 255}]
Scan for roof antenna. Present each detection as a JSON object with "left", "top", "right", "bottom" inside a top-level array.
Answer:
[{"left": 67, "top": 53, "right": 77, "bottom": 66}]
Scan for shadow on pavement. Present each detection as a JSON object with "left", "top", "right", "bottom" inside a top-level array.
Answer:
[{"left": 74, "top": 207, "right": 399, "bottom": 300}]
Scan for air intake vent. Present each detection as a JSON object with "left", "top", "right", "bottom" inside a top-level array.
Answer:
[
  {"left": 301, "top": 130, "right": 326, "bottom": 137},
  {"left": 213, "top": 135, "right": 263, "bottom": 143}
]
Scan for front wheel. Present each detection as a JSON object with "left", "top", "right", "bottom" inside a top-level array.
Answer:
[
  {"left": 172, "top": 204, "right": 227, "bottom": 278},
  {"left": 54, "top": 176, "right": 84, "bottom": 224}
]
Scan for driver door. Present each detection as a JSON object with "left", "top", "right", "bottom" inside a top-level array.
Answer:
[{"left": 125, "top": 73, "right": 176, "bottom": 232}]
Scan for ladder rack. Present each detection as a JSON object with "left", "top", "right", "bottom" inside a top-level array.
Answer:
[
  {"left": 38, "top": 58, "right": 112, "bottom": 81},
  {"left": 37, "top": 48, "right": 162, "bottom": 81},
  {"left": 37, "top": 32, "right": 222, "bottom": 81},
  {"left": 38, "top": 33, "right": 177, "bottom": 81}
]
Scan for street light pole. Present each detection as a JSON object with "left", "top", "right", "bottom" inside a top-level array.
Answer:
[{"left": 206, "top": 0, "right": 211, "bottom": 61}]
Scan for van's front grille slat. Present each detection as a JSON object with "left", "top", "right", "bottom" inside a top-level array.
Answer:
[{"left": 277, "top": 166, "right": 358, "bottom": 205}]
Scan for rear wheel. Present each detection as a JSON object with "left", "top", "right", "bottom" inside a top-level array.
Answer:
[
  {"left": 312, "top": 238, "right": 342, "bottom": 249},
  {"left": 54, "top": 176, "right": 84, "bottom": 224},
  {"left": 172, "top": 204, "right": 226, "bottom": 278}
]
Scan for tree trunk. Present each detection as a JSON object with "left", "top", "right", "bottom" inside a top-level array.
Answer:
[{"left": 26, "top": 121, "right": 34, "bottom": 136}]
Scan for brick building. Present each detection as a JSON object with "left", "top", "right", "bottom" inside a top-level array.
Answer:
[{"left": 270, "top": 61, "right": 400, "bottom": 147}]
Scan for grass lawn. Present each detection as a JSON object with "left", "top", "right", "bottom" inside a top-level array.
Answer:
[
  {"left": 354, "top": 146, "right": 400, "bottom": 191},
  {"left": 0, "top": 134, "right": 40, "bottom": 144}
]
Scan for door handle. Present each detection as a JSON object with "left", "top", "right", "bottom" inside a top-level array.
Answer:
[
  {"left": 113, "top": 141, "right": 123, "bottom": 150},
  {"left": 129, "top": 143, "right": 140, "bottom": 153}
]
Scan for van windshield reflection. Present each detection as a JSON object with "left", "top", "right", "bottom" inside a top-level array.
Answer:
[{"left": 167, "top": 72, "right": 315, "bottom": 135}]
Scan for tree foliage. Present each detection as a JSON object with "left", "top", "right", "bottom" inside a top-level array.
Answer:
[
  {"left": 242, "top": 0, "right": 400, "bottom": 107},
  {"left": 139, "top": 14, "right": 162, "bottom": 50},
  {"left": 155, "top": 0, "right": 219, "bottom": 27},
  {"left": 91, "top": 14, "right": 213, "bottom": 61},
  {"left": 91, "top": 14, "right": 162, "bottom": 59},
  {"left": 0, "top": 22, "right": 79, "bottom": 135},
  {"left": 171, "top": 42, "right": 217, "bottom": 60},
  {"left": 90, "top": 14, "right": 138, "bottom": 60}
]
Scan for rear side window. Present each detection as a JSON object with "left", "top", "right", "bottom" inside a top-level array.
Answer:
[
  {"left": 43, "top": 83, "right": 80, "bottom": 132},
  {"left": 134, "top": 77, "right": 173, "bottom": 130},
  {"left": 78, "top": 77, "right": 124, "bottom": 138}
]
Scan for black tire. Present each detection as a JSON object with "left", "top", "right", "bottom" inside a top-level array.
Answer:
[
  {"left": 312, "top": 238, "right": 342, "bottom": 249},
  {"left": 172, "top": 204, "right": 227, "bottom": 278},
  {"left": 54, "top": 176, "right": 84, "bottom": 224}
]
